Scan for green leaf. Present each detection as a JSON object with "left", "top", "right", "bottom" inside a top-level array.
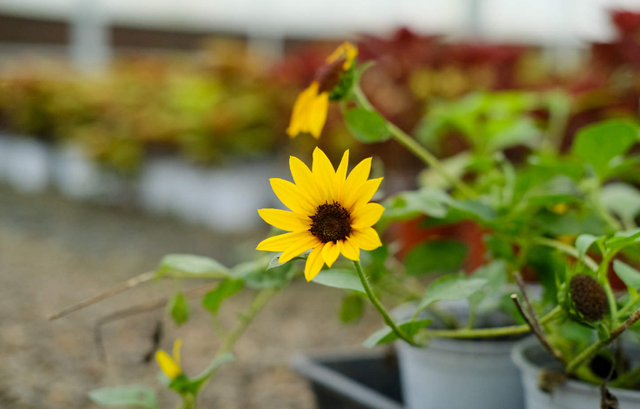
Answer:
[
  {"left": 381, "top": 188, "right": 449, "bottom": 222},
  {"left": 340, "top": 294, "right": 365, "bottom": 323},
  {"left": 167, "top": 292, "right": 189, "bottom": 326},
  {"left": 606, "top": 228, "right": 640, "bottom": 253},
  {"left": 417, "top": 273, "right": 488, "bottom": 312},
  {"left": 232, "top": 257, "right": 295, "bottom": 289},
  {"left": 614, "top": 260, "right": 640, "bottom": 290},
  {"left": 575, "top": 234, "right": 599, "bottom": 261},
  {"left": 88, "top": 386, "right": 158, "bottom": 409},
  {"left": 344, "top": 108, "right": 390, "bottom": 143},
  {"left": 362, "top": 319, "right": 432, "bottom": 348},
  {"left": 157, "top": 254, "right": 229, "bottom": 279},
  {"left": 601, "top": 183, "right": 640, "bottom": 225},
  {"left": 572, "top": 120, "right": 638, "bottom": 179},
  {"left": 312, "top": 268, "right": 365, "bottom": 294},
  {"left": 468, "top": 260, "right": 508, "bottom": 307},
  {"left": 190, "top": 353, "right": 235, "bottom": 391},
  {"left": 404, "top": 240, "right": 468, "bottom": 276},
  {"left": 202, "top": 279, "right": 244, "bottom": 314}
]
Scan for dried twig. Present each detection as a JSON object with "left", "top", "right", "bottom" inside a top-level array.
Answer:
[
  {"left": 94, "top": 284, "right": 214, "bottom": 362},
  {"left": 511, "top": 294, "right": 565, "bottom": 364},
  {"left": 48, "top": 271, "right": 157, "bottom": 320}
]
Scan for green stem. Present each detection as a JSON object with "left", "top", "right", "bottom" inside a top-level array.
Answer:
[
  {"left": 352, "top": 261, "right": 418, "bottom": 346},
  {"left": 181, "top": 394, "right": 196, "bottom": 409},
  {"left": 352, "top": 86, "right": 476, "bottom": 199},
  {"left": 532, "top": 237, "right": 599, "bottom": 272},
  {"left": 618, "top": 294, "right": 640, "bottom": 316},
  {"left": 420, "top": 305, "right": 562, "bottom": 339}
]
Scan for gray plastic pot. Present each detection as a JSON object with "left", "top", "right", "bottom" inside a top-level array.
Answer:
[
  {"left": 512, "top": 337, "right": 640, "bottom": 408},
  {"left": 394, "top": 302, "right": 525, "bottom": 409}
]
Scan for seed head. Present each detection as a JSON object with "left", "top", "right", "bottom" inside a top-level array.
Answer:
[{"left": 569, "top": 274, "right": 608, "bottom": 322}]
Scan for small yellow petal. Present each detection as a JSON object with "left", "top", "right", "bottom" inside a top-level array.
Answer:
[
  {"left": 257, "top": 231, "right": 310, "bottom": 252},
  {"left": 270, "top": 178, "right": 315, "bottom": 214},
  {"left": 326, "top": 42, "right": 358, "bottom": 70},
  {"left": 345, "top": 177, "right": 383, "bottom": 210},
  {"left": 312, "top": 147, "right": 336, "bottom": 201},
  {"left": 341, "top": 236, "right": 361, "bottom": 261},
  {"left": 309, "top": 92, "right": 329, "bottom": 139},
  {"left": 156, "top": 350, "right": 181, "bottom": 380},
  {"left": 289, "top": 156, "right": 322, "bottom": 205},
  {"left": 279, "top": 233, "right": 320, "bottom": 263},
  {"left": 321, "top": 241, "right": 341, "bottom": 267},
  {"left": 258, "top": 208, "right": 310, "bottom": 232},
  {"left": 351, "top": 227, "right": 383, "bottom": 251},
  {"left": 333, "top": 150, "right": 349, "bottom": 203},
  {"left": 351, "top": 202, "right": 385, "bottom": 229},
  {"left": 172, "top": 339, "right": 183, "bottom": 367},
  {"left": 287, "top": 82, "right": 320, "bottom": 138},
  {"left": 305, "top": 245, "right": 325, "bottom": 281}
]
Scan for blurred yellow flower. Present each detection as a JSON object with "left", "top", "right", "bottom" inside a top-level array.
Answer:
[
  {"left": 286, "top": 42, "right": 358, "bottom": 139},
  {"left": 155, "top": 339, "right": 182, "bottom": 380},
  {"left": 257, "top": 147, "right": 383, "bottom": 281}
]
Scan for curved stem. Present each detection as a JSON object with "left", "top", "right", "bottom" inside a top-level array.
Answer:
[
  {"left": 353, "top": 260, "right": 418, "bottom": 346},
  {"left": 420, "top": 305, "right": 562, "bottom": 339},
  {"left": 532, "top": 237, "right": 599, "bottom": 272},
  {"left": 352, "top": 86, "right": 476, "bottom": 199}
]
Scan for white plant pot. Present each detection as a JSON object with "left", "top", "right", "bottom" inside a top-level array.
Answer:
[
  {"left": 512, "top": 337, "right": 640, "bottom": 409},
  {"left": 52, "top": 145, "right": 102, "bottom": 200},
  {"left": 394, "top": 302, "right": 525, "bottom": 409},
  {"left": 4, "top": 136, "right": 51, "bottom": 194}
]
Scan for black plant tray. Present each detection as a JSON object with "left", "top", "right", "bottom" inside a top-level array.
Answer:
[{"left": 290, "top": 351, "right": 404, "bottom": 409}]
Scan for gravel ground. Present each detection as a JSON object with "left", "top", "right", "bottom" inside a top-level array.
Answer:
[{"left": 0, "top": 187, "right": 382, "bottom": 409}]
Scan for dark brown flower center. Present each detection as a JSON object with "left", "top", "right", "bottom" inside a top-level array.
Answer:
[
  {"left": 309, "top": 202, "right": 352, "bottom": 243},
  {"left": 315, "top": 58, "right": 346, "bottom": 93}
]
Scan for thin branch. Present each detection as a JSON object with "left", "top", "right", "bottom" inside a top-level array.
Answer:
[
  {"left": 48, "top": 271, "right": 157, "bottom": 320},
  {"left": 511, "top": 294, "right": 566, "bottom": 365},
  {"left": 567, "top": 307, "right": 640, "bottom": 373},
  {"left": 94, "top": 284, "right": 214, "bottom": 362}
]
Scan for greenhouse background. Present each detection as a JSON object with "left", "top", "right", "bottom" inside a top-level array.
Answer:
[{"left": 3, "top": 1, "right": 640, "bottom": 408}]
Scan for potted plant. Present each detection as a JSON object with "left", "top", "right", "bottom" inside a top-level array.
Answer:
[{"left": 49, "top": 41, "right": 640, "bottom": 409}]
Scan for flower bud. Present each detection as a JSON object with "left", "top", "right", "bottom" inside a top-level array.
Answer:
[{"left": 569, "top": 274, "right": 608, "bottom": 322}]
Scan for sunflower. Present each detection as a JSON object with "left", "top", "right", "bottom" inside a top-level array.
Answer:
[
  {"left": 155, "top": 339, "right": 183, "bottom": 380},
  {"left": 286, "top": 42, "right": 358, "bottom": 139},
  {"left": 257, "top": 147, "right": 384, "bottom": 281}
]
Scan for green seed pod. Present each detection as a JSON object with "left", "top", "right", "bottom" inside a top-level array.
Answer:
[{"left": 569, "top": 274, "right": 608, "bottom": 322}]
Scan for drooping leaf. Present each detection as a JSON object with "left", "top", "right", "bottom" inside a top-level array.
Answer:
[
  {"left": 601, "top": 183, "right": 640, "bottom": 226},
  {"left": 202, "top": 279, "right": 244, "bottom": 314},
  {"left": 312, "top": 269, "right": 365, "bottom": 294},
  {"left": 417, "top": 273, "right": 488, "bottom": 312},
  {"left": 167, "top": 292, "right": 189, "bottom": 326},
  {"left": 362, "top": 319, "right": 432, "bottom": 348},
  {"left": 88, "top": 386, "right": 158, "bottom": 409},
  {"left": 344, "top": 108, "right": 390, "bottom": 143},
  {"left": 575, "top": 234, "right": 599, "bottom": 261},
  {"left": 572, "top": 120, "right": 638, "bottom": 179},
  {"left": 340, "top": 294, "right": 365, "bottom": 323},
  {"left": 404, "top": 240, "right": 468, "bottom": 276},
  {"left": 614, "top": 260, "right": 640, "bottom": 291},
  {"left": 157, "top": 254, "right": 229, "bottom": 279}
]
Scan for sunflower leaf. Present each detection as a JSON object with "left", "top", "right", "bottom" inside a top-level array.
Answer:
[
  {"left": 344, "top": 108, "right": 391, "bottom": 143},
  {"left": 312, "top": 268, "right": 366, "bottom": 294},
  {"left": 157, "top": 254, "right": 229, "bottom": 279},
  {"left": 614, "top": 260, "right": 640, "bottom": 291},
  {"left": 417, "top": 273, "right": 488, "bottom": 313},
  {"left": 167, "top": 292, "right": 189, "bottom": 326},
  {"left": 362, "top": 319, "right": 432, "bottom": 348},
  {"left": 88, "top": 385, "right": 158, "bottom": 409},
  {"left": 202, "top": 279, "right": 244, "bottom": 314}
]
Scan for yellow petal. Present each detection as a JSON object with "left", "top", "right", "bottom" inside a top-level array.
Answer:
[
  {"left": 342, "top": 157, "right": 372, "bottom": 199},
  {"left": 312, "top": 147, "right": 336, "bottom": 201},
  {"left": 309, "top": 92, "right": 329, "bottom": 139},
  {"left": 258, "top": 208, "right": 310, "bottom": 232},
  {"left": 279, "top": 233, "right": 320, "bottom": 263},
  {"left": 341, "top": 236, "right": 361, "bottom": 261},
  {"left": 257, "top": 231, "right": 311, "bottom": 252},
  {"left": 326, "top": 42, "right": 358, "bottom": 70},
  {"left": 287, "top": 82, "right": 320, "bottom": 138},
  {"left": 351, "top": 202, "right": 385, "bottom": 229},
  {"left": 270, "top": 178, "right": 315, "bottom": 214},
  {"left": 333, "top": 150, "right": 349, "bottom": 203},
  {"left": 289, "top": 156, "right": 322, "bottom": 205},
  {"left": 351, "top": 227, "right": 383, "bottom": 251},
  {"left": 345, "top": 177, "right": 383, "bottom": 211},
  {"left": 156, "top": 350, "right": 181, "bottom": 380},
  {"left": 321, "top": 241, "right": 341, "bottom": 267},
  {"left": 172, "top": 339, "right": 182, "bottom": 367},
  {"left": 305, "top": 245, "right": 325, "bottom": 281}
]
